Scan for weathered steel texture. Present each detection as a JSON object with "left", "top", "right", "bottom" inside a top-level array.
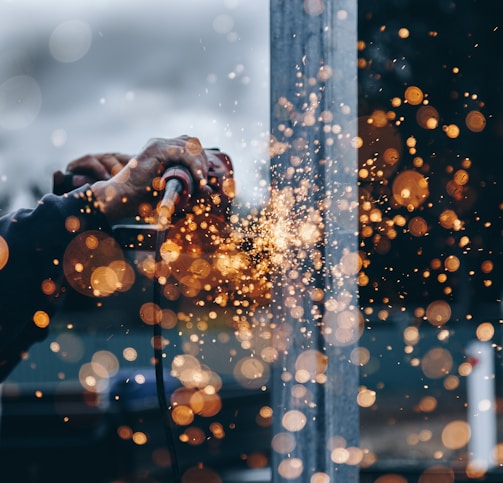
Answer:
[{"left": 270, "top": 0, "right": 358, "bottom": 481}]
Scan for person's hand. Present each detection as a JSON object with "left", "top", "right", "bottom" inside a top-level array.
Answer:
[
  {"left": 65, "top": 152, "right": 131, "bottom": 187},
  {"left": 52, "top": 152, "right": 130, "bottom": 194},
  {"left": 90, "top": 135, "right": 211, "bottom": 223}
]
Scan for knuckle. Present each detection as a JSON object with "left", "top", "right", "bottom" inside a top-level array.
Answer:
[
  {"left": 80, "top": 154, "right": 96, "bottom": 163},
  {"left": 68, "top": 154, "right": 94, "bottom": 170},
  {"left": 144, "top": 137, "right": 163, "bottom": 151}
]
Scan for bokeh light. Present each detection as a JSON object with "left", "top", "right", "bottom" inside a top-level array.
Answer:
[
  {"left": 441, "top": 421, "right": 471, "bottom": 450},
  {"left": 421, "top": 347, "right": 453, "bottom": 379},
  {"left": 0, "top": 236, "right": 9, "bottom": 270}
]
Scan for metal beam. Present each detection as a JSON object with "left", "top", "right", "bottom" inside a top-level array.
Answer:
[{"left": 269, "top": 0, "right": 359, "bottom": 481}]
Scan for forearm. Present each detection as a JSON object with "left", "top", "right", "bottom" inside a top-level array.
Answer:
[{"left": 0, "top": 185, "right": 112, "bottom": 381}]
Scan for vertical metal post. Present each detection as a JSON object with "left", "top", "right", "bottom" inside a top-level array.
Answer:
[{"left": 270, "top": 0, "right": 359, "bottom": 481}]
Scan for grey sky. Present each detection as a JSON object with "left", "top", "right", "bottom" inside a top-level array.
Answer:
[{"left": 0, "top": 0, "right": 270, "bottom": 209}]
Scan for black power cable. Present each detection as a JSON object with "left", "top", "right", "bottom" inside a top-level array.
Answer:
[
  {"left": 154, "top": 226, "right": 182, "bottom": 483},
  {"left": 152, "top": 170, "right": 193, "bottom": 483}
]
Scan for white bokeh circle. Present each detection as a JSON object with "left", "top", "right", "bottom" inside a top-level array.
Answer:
[
  {"left": 49, "top": 19, "right": 93, "bottom": 63},
  {"left": 0, "top": 75, "right": 42, "bottom": 130}
]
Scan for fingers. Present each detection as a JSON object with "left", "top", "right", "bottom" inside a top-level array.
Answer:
[
  {"left": 136, "top": 136, "right": 210, "bottom": 191},
  {"left": 66, "top": 153, "right": 130, "bottom": 185},
  {"left": 89, "top": 136, "right": 219, "bottom": 223}
]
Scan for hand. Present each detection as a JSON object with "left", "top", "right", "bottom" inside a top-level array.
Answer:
[
  {"left": 65, "top": 152, "right": 131, "bottom": 187},
  {"left": 90, "top": 135, "right": 211, "bottom": 223}
]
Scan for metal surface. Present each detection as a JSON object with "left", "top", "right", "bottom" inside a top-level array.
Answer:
[{"left": 270, "top": 1, "right": 358, "bottom": 481}]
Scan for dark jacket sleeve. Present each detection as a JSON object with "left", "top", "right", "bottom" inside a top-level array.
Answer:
[{"left": 0, "top": 185, "right": 112, "bottom": 381}]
